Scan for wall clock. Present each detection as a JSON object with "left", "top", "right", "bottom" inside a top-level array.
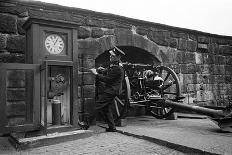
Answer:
[{"left": 45, "top": 34, "right": 64, "bottom": 54}]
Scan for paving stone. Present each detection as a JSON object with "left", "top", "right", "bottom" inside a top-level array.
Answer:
[{"left": 0, "top": 126, "right": 184, "bottom": 155}]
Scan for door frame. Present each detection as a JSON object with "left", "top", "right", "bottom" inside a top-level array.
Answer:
[{"left": 40, "top": 60, "right": 74, "bottom": 132}]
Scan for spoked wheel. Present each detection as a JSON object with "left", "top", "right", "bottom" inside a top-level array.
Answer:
[
  {"left": 112, "top": 75, "right": 131, "bottom": 122},
  {"left": 148, "top": 66, "right": 182, "bottom": 119}
]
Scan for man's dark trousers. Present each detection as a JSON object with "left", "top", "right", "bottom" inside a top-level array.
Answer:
[{"left": 96, "top": 93, "right": 116, "bottom": 129}]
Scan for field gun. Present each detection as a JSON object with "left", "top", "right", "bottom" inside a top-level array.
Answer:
[{"left": 96, "top": 62, "right": 232, "bottom": 132}]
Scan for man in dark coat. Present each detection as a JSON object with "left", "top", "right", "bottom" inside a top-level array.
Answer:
[{"left": 90, "top": 46, "right": 125, "bottom": 132}]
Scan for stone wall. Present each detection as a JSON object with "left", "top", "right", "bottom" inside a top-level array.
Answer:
[{"left": 1, "top": 0, "right": 232, "bottom": 120}]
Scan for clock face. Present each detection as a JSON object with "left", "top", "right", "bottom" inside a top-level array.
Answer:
[{"left": 45, "top": 34, "right": 64, "bottom": 54}]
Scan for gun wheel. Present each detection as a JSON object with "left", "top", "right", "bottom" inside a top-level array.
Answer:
[{"left": 148, "top": 66, "right": 181, "bottom": 119}]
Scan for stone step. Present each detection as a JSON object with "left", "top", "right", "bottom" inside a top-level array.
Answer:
[{"left": 9, "top": 129, "right": 93, "bottom": 150}]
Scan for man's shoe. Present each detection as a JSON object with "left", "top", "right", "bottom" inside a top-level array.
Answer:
[{"left": 105, "top": 128, "right": 117, "bottom": 132}]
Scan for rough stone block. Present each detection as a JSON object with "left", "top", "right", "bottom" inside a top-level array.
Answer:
[
  {"left": 0, "top": 33, "right": 7, "bottom": 50},
  {"left": 178, "top": 38, "right": 187, "bottom": 50},
  {"left": 78, "top": 26, "right": 91, "bottom": 39},
  {"left": 183, "top": 52, "right": 195, "bottom": 64},
  {"left": 102, "top": 19, "right": 130, "bottom": 29},
  {"left": 226, "top": 56, "right": 232, "bottom": 65},
  {"left": 152, "top": 30, "right": 170, "bottom": 38},
  {"left": 158, "top": 47, "right": 176, "bottom": 64},
  {"left": 97, "top": 35, "right": 115, "bottom": 53},
  {"left": 197, "top": 43, "right": 208, "bottom": 52},
  {"left": 153, "top": 38, "right": 169, "bottom": 46},
  {"left": 195, "top": 52, "right": 203, "bottom": 64},
  {"left": 225, "top": 84, "right": 232, "bottom": 94},
  {"left": 168, "top": 38, "right": 178, "bottom": 48},
  {"left": 183, "top": 74, "right": 196, "bottom": 85},
  {"left": 186, "top": 84, "right": 197, "bottom": 92},
  {"left": 208, "top": 75, "right": 216, "bottom": 84},
  {"left": 225, "top": 65, "right": 232, "bottom": 75},
  {"left": 187, "top": 40, "right": 197, "bottom": 52},
  {"left": 219, "top": 45, "right": 232, "bottom": 56},
  {"left": 77, "top": 39, "right": 100, "bottom": 50},
  {"left": 196, "top": 90, "right": 214, "bottom": 102},
  {"left": 204, "top": 91, "right": 214, "bottom": 101},
  {"left": 216, "top": 38, "right": 229, "bottom": 45},
  {"left": 178, "top": 73, "right": 184, "bottom": 91},
  {"left": 0, "top": 2, "right": 27, "bottom": 16},
  {"left": 6, "top": 35, "right": 25, "bottom": 53},
  {"left": 175, "top": 50, "right": 184, "bottom": 64},
  {"left": 214, "top": 75, "right": 225, "bottom": 83},
  {"left": 170, "top": 31, "right": 188, "bottom": 39},
  {"left": 195, "top": 83, "right": 204, "bottom": 91},
  {"left": 181, "top": 64, "right": 196, "bottom": 74},
  {"left": 189, "top": 34, "right": 197, "bottom": 41},
  {"left": 196, "top": 90, "right": 205, "bottom": 102},
  {"left": 91, "top": 27, "right": 104, "bottom": 38},
  {"left": 86, "top": 17, "right": 103, "bottom": 27},
  {"left": 0, "top": 14, "right": 17, "bottom": 34},
  {"left": 196, "top": 64, "right": 211, "bottom": 74},
  {"left": 208, "top": 43, "right": 219, "bottom": 54},
  {"left": 202, "top": 53, "right": 215, "bottom": 64},
  {"left": 101, "top": 20, "right": 116, "bottom": 28},
  {"left": 229, "top": 40, "right": 232, "bottom": 46},
  {"left": 196, "top": 73, "right": 210, "bottom": 84},
  {"left": 103, "top": 29, "right": 114, "bottom": 35},
  {"left": 136, "top": 27, "right": 148, "bottom": 36},
  {"left": 70, "top": 14, "right": 84, "bottom": 23},
  {"left": 148, "top": 31, "right": 169, "bottom": 46},
  {"left": 132, "top": 33, "right": 148, "bottom": 51},
  {"left": 115, "top": 28, "right": 132, "bottom": 46},
  {"left": 225, "top": 75, "right": 232, "bottom": 84},
  {"left": 214, "top": 55, "right": 226, "bottom": 65},
  {"left": 197, "top": 36, "right": 210, "bottom": 44},
  {"left": 17, "top": 18, "right": 26, "bottom": 35},
  {"left": 168, "top": 64, "right": 181, "bottom": 74},
  {"left": 213, "top": 65, "right": 225, "bottom": 75}
]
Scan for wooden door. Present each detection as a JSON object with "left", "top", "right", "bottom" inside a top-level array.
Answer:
[{"left": 0, "top": 63, "right": 40, "bottom": 134}]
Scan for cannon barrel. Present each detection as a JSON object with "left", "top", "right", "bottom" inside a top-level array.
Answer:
[
  {"left": 163, "top": 99, "right": 232, "bottom": 132},
  {"left": 165, "top": 99, "right": 225, "bottom": 118}
]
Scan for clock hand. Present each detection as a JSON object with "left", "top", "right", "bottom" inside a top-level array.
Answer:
[{"left": 53, "top": 37, "right": 58, "bottom": 46}]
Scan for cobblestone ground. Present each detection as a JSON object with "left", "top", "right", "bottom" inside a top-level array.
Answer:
[{"left": 0, "top": 131, "right": 185, "bottom": 155}]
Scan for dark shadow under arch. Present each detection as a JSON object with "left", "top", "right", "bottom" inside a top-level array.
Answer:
[{"left": 95, "top": 46, "right": 161, "bottom": 67}]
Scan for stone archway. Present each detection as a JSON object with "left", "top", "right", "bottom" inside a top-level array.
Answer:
[
  {"left": 93, "top": 28, "right": 162, "bottom": 64},
  {"left": 77, "top": 27, "right": 164, "bottom": 124}
]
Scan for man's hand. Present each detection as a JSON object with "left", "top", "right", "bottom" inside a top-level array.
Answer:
[{"left": 89, "top": 68, "right": 98, "bottom": 75}]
